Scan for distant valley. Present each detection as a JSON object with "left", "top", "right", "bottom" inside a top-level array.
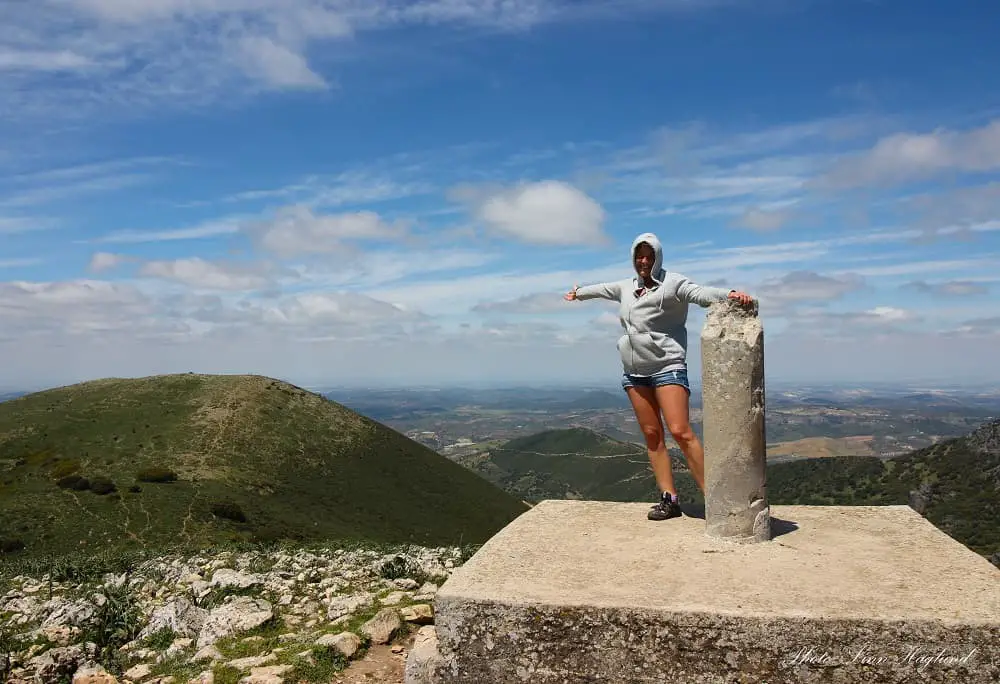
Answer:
[{"left": 323, "top": 383, "right": 1000, "bottom": 464}]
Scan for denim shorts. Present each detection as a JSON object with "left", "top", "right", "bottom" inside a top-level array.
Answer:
[{"left": 621, "top": 367, "right": 690, "bottom": 394}]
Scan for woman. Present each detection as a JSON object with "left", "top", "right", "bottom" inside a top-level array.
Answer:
[{"left": 565, "top": 232, "right": 754, "bottom": 521}]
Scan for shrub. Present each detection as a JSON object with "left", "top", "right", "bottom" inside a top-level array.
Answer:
[
  {"left": 56, "top": 475, "right": 90, "bottom": 491},
  {"left": 378, "top": 555, "right": 417, "bottom": 580},
  {"left": 89, "top": 476, "right": 117, "bottom": 495},
  {"left": 210, "top": 501, "right": 247, "bottom": 523},
  {"left": 0, "top": 538, "right": 25, "bottom": 554},
  {"left": 135, "top": 467, "right": 177, "bottom": 483}
]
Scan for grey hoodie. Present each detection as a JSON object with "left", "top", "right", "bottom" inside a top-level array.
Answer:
[{"left": 575, "top": 232, "right": 732, "bottom": 376}]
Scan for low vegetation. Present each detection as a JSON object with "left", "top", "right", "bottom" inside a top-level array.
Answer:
[{"left": 463, "top": 427, "right": 701, "bottom": 504}]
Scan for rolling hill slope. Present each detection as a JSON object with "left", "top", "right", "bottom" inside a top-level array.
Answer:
[
  {"left": 0, "top": 374, "right": 528, "bottom": 559},
  {"left": 455, "top": 427, "right": 702, "bottom": 504}
]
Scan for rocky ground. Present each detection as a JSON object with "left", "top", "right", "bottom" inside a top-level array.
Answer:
[{"left": 0, "top": 544, "right": 463, "bottom": 684}]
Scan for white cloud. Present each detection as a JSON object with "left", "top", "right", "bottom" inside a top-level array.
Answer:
[
  {"left": 777, "top": 305, "right": 922, "bottom": 340},
  {"left": 592, "top": 311, "right": 621, "bottom": 329},
  {"left": 460, "top": 180, "right": 608, "bottom": 246},
  {"left": 732, "top": 206, "right": 793, "bottom": 232},
  {"left": 93, "top": 218, "right": 244, "bottom": 243},
  {"left": 756, "top": 271, "right": 866, "bottom": 305},
  {"left": 218, "top": 171, "right": 434, "bottom": 208},
  {"left": 0, "top": 279, "right": 159, "bottom": 338},
  {"left": 953, "top": 316, "right": 1000, "bottom": 336},
  {"left": 237, "top": 36, "right": 329, "bottom": 90},
  {"left": 901, "top": 182, "right": 1000, "bottom": 234},
  {"left": 862, "top": 306, "right": 918, "bottom": 323},
  {"left": 473, "top": 291, "right": 582, "bottom": 314},
  {"left": 833, "top": 257, "right": 1000, "bottom": 278},
  {"left": 819, "top": 119, "right": 1000, "bottom": 189},
  {"left": 8, "top": 156, "right": 180, "bottom": 183},
  {"left": 269, "top": 291, "right": 426, "bottom": 329},
  {"left": 88, "top": 252, "right": 128, "bottom": 272},
  {"left": 248, "top": 205, "right": 408, "bottom": 257},
  {"left": 138, "top": 257, "right": 279, "bottom": 291}
]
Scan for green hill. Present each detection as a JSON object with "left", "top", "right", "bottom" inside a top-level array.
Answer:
[
  {"left": 0, "top": 374, "right": 527, "bottom": 560},
  {"left": 461, "top": 427, "right": 702, "bottom": 504}
]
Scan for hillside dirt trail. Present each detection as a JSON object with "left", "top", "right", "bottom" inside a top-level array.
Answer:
[{"left": 330, "top": 633, "right": 415, "bottom": 683}]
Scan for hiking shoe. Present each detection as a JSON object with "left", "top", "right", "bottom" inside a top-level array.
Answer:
[{"left": 648, "top": 492, "right": 682, "bottom": 521}]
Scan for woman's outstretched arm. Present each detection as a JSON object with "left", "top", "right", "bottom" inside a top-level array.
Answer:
[
  {"left": 565, "top": 281, "right": 623, "bottom": 302},
  {"left": 674, "top": 275, "right": 752, "bottom": 307}
]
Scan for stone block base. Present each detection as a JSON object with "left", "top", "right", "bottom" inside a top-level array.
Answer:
[{"left": 406, "top": 500, "right": 1000, "bottom": 683}]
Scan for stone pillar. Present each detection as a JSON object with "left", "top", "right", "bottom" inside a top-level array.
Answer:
[{"left": 700, "top": 297, "right": 770, "bottom": 543}]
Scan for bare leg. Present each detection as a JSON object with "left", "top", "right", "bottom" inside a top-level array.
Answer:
[
  {"left": 656, "top": 384, "right": 705, "bottom": 494},
  {"left": 625, "top": 386, "right": 676, "bottom": 496}
]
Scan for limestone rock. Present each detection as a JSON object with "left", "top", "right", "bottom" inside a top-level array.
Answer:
[
  {"left": 29, "top": 644, "right": 95, "bottom": 683},
  {"left": 41, "top": 599, "right": 97, "bottom": 629},
  {"left": 196, "top": 597, "right": 273, "bottom": 648},
  {"left": 413, "top": 583, "right": 438, "bottom": 602},
  {"left": 315, "top": 632, "right": 360, "bottom": 659},
  {"left": 123, "top": 664, "right": 152, "bottom": 681},
  {"left": 225, "top": 654, "right": 275, "bottom": 671},
  {"left": 139, "top": 599, "right": 208, "bottom": 640},
  {"left": 238, "top": 665, "right": 292, "bottom": 684},
  {"left": 325, "top": 593, "right": 373, "bottom": 622},
  {"left": 72, "top": 663, "right": 118, "bottom": 684},
  {"left": 380, "top": 591, "right": 409, "bottom": 606},
  {"left": 191, "top": 646, "right": 223, "bottom": 663},
  {"left": 37, "top": 625, "right": 78, "bottom": 646},
  {"left": 403, "top": 626, "right": 442, "bottom": 684},
  {"left": 208, "top": 570, "right": 263, "bottom": 591},
  {"left": 1, "top": 595, "right": 40, "bottom": 623},
  {"left": 400, "top": 604, "right": 433, "bottom": 625},
  {"left": 361, "top": 608, "right": 401, "bottom": 645}
]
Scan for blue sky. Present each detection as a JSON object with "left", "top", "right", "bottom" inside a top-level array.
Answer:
[{"left": 1, "top": 0, "right": 999, "bottom": 390}]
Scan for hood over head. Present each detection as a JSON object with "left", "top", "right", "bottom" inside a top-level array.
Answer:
[{"left": 631, "top": 232, "right": 665, "bottom": 287}]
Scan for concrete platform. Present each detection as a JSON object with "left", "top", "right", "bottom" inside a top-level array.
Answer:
[{"left": 416, "top": 500, "right": 1000, "bottom": 684}]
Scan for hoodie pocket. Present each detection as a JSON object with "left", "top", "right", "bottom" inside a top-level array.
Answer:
[
  {"left": 619, "top": 331, "right": 670, "bottom": 372},
  {"left": 632, "top": 331, "right": 670, "bottom": 364}
]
